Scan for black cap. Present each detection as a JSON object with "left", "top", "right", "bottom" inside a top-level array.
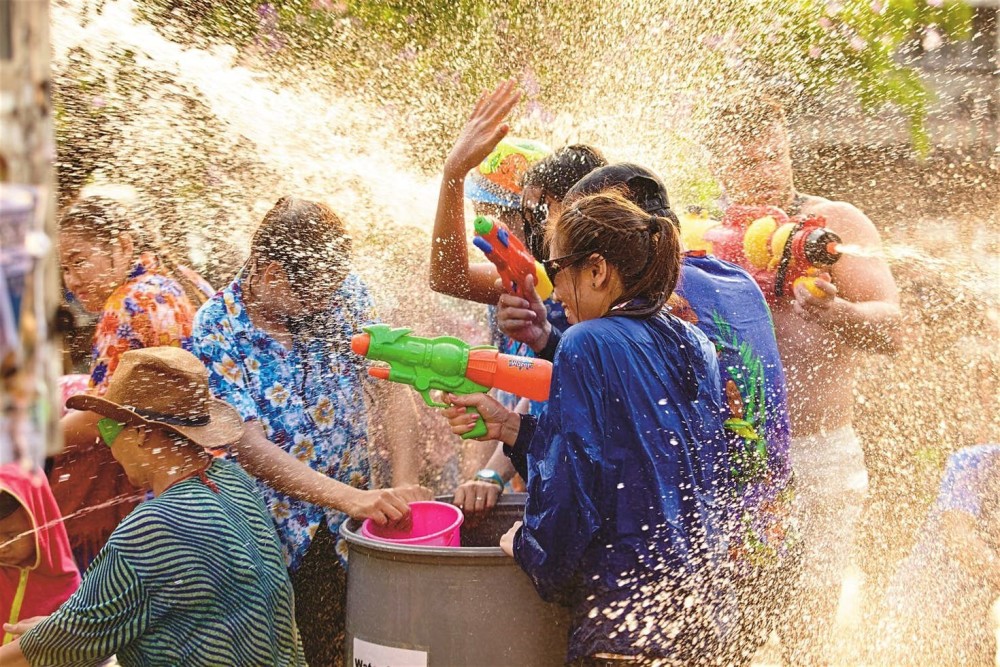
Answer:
[{"left": 566, "top": 163, "right": 676, "bottom": 224}]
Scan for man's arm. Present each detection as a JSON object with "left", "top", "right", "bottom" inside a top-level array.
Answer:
[
  {"left": 233, "top": 421, "right": 417, "bottom": 524},
  {"left": 429, "top": 80, "right": 521, "bottom": 304},
  {"left": 793, "top": 201, "right": 901, "bottom": 353}
]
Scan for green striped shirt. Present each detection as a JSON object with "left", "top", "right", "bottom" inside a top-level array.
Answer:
[{"left": 20, "top": 459, "right": 305, "bottom": 666}]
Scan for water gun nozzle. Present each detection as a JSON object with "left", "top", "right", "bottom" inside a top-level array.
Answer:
[{"left": 351, "top": 333, "right": 371, "bottom": 356}]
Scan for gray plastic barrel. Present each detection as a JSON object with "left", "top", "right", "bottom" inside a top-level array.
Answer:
[{"left": 341, "top": 493, "right": 569, "bottom": 666}]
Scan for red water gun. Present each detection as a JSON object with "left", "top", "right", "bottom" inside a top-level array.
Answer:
[
  {"left": 472, "top": 216, "right": 554, "bottom": 300},
  {"left": 702, "top": 205, "right": 842, "bottom": 305}
]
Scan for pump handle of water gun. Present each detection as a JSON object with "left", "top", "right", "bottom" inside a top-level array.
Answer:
[{"left": 473, "top": 215, "right": 554, "bottom": 300}]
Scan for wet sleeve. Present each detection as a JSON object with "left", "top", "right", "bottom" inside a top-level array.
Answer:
[
  {"left": 19, "top": 546, "right": 148, "bottom": 665},
  {"left": 502, "top": 414, "right": 536, "bottom": 480},
  {"left": 513, "top": 332, "right": 604, "bottom": 603},
  {"left": 190, "top": 315, "right": 259, "bottom": 422},
  {"left": 538, "top": 326, "right": 561, "bottom": 363}
]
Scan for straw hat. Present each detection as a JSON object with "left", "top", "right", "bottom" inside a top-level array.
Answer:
[{"left": 66, "top": 347, "right": 244, "bottom": 450}]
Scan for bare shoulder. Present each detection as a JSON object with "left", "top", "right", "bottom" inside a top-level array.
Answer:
[{"left": 800, "top": 195, "right": 882, "bottom": 244}]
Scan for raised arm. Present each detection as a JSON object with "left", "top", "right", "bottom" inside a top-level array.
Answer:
[
  {"left": 430, "top": 79, "right": 521, "bottom": 304},
  {"left": 793, "top": 201, "right": 902, "bottom": 353}
]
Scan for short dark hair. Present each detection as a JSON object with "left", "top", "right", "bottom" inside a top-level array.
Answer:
[
  {"left": 521, "top": 144, "right": 607, "bottom": 202},
  {"left": 566, "top": 163, "right": 679, "bottom": 228},
  {"left": 250, "top": 196, "right": 353, "bottom": 294}
]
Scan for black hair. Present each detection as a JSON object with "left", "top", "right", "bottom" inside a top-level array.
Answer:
[
  {"left": 566, "top": 163, "right": 680, "bottom": 228},
  {"left": 0, "top": 491, "right": 23, "bottom": 522},
  {"left": 519, "top": 145, "right": 607, "bottom": 259},
  {"left": 521, "top": 144, "right": 608, "bottom": 201}
]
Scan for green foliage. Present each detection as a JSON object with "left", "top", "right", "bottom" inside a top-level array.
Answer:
[{"left": 131, "top": 0, "right": 975, "bottom": 154}]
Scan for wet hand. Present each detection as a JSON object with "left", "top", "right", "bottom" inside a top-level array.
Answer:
[
  {"left": 496, "top": 275, "right": 550, "bottom": 352},
  {"left": 2, "top": 616, "right": 47, "bottom": 637},
  {"left": 444, "top": 79, "right": 522, "bottom": 178},
  {"left": 347, "top": 488, "right": 412, "bottom": 527},
  {"left": 792, "top": 276, "right": 840, "bottom": 324},
  {"left": 500, "top": 520, "right": 522, "bottom": 557},
  {"left": 453, "top": 480, "right": 502, "bottom": 515},
  {"left": 442, "top": 393, "right": 519, "bottom": 444}
]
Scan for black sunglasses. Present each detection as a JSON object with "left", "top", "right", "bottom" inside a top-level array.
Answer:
[{"left": 542, "top": 249, "right": 595, "bottom": 284}]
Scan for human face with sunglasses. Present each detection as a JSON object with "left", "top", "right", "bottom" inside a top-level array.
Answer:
[{"left": 544, "top": 229, "right": 622, "bottom": 326}]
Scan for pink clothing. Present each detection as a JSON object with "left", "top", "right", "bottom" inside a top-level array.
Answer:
[{"left": 1, "top": 464, "right": 80, "bottom": 631}]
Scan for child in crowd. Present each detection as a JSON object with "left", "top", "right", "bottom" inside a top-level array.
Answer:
[
  {"left": 429, "top": 79, "right": 549, "bottom": 307},
  {"left": 875, "top": 444, "right": 1000, "bottom": 666},
  {"left": 444, "top": 191, "right": 736, "bottom": 665},
  {"left": 1, "top": 465, "right": 79, "bottom": 646},
  {"left": 0, "top": 347, "right": 304, "bottom": 666},
  {"left": 191, "top": 196, "right": 428, "bottom": 667},
  {"left": 54, "top": 196, "right": 214, "bottom": 570}
]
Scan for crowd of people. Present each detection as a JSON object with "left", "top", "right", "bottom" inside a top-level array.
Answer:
[{"left": 0, "top": 77, "right": 995, "bottom": 667}]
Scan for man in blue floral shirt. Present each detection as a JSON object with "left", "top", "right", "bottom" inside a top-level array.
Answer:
[{"left": 192, "top": 197, "right": 429, "bottom": 667}]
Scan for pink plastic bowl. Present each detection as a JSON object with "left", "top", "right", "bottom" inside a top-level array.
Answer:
[{"left": 360, "top": 501, "right": 464, "bottom": 547}]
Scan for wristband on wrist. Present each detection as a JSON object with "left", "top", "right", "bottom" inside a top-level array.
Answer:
[{"left": 474, "top": 468, "right": 504, "bottom": 492}]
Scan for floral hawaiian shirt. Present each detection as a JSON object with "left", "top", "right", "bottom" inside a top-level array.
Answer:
[
  {"left": 89, "top": 252, "right": 196, "bottom": 395},
  {"left": 191, "top": 271, "right": 375, "bottom": 572}
]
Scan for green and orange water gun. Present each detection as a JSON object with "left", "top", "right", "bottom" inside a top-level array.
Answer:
[
  {"left": 351, "top": 324, "right": 552, "bottom": 439},
  {"left": 472, "top": 216, "right": 554, "bottom": 300}
]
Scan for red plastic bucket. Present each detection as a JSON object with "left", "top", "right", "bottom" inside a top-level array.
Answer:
[{"left": 360, "top": 501, "right": 464, "bottom": 547}]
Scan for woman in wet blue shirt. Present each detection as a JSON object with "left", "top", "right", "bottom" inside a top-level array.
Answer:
[{"left": 444, "top": 191, "right": 736, "bottom": 666}]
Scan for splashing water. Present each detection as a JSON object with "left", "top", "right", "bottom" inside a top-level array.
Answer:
[{"left": 45, "top": 0, "right": 1000, "bottom": 665}]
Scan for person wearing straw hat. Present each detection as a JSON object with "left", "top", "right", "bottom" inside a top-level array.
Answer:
[{"left": 0, "top": 347, "right": 305, "bottom": 667}]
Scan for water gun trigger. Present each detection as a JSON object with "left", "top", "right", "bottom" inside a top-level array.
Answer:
[{"left": 415, "top": 388, "right": 445, "bottom": 409}]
